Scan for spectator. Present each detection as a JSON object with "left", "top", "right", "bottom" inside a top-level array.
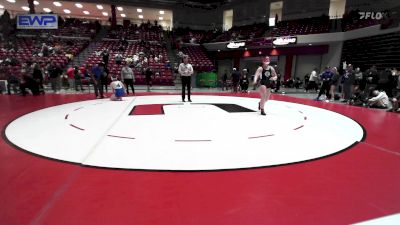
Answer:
[
  {"left": 32, "top": 63, "right": 44, "bottom": 94},
  {"left": 145, "top": 67, "right": 153, "bottom": 92},
  {"left": 6, "top": 73, "right": 20, "bottom": 95},
  {"left": 387, "top": 92, "right": 400, "bottom": 112},
  {"left": 66, "top": 66, "right": 75, "bottom": 90},
  {"left": 294, "top": 77, "right": 302, "bottom": 89},
  {"left": 41, "top": 43, "right": 49, "bottom": 57},
  {"left": 315, "top": 67, "right": 333, "bottom": 101},
  {"left": 341, "top": 64, "right": 355, "bottom": 102},
  {"left": 306, "top": 68, "right": 319, "bottom": 92},
  {"left": 378, "top": 68, "right": 392, "bottom": 97},
  {"left": 353, "top": 67, "right": 364, "bottom": 91},
  {"left": 330, "top": 67, "right": 341, "bottom": 101},
  {"left": 368, "top": 90, "right": 389, "bottom": 109},
  {"left": 20, "top": 74, "right": 40, "bottom": 96},
  {"left": 102, "top": 66, "right": 110, "bottom": 93},
  {"left": 74, "top": 66, "right": 84, "bottom": 92},
  {"left": 365, "top": 65, "right": 379, "bottom": 90},
  {"left": 274, "top": 66, "right": 281, "bottom": 92},
  {"left": 304, "top": 73, "right": 310, "bottom": 89},
  {"left": 121, "top": 64, "right": 135, "bottom": 95},
  {"left": 231, "top": 68, "right": 241, "bottom": 93},
  {"left": 47, "top": 62, "right": 62, "bottom": 93},
  {"left": 102, "top": 50, "right": 109, "bottom": 66},
  {"left": 91, "top": 63, "right": 105, "bottom": 99},
  {"left": 240, "top": 69, "right": 249, "bottom": 92},
  {"left": 115, "top": 52, "right": 123, "bottom": 65}
]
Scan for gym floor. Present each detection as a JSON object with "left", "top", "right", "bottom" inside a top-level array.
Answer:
[{"left": 0, "top": 90, "right": 399, "bottom": 225}]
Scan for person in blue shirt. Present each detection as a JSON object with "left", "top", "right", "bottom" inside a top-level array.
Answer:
[
  {"left": 315, "top": 67, "right": 333, "bottom": 101},
  {"left": 91, "top": 63, "right": 105, "bottom": 99}
]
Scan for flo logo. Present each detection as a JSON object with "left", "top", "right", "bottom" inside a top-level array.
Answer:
[{"left": 359, "top": 12, "right": 388, "bottom": 20}]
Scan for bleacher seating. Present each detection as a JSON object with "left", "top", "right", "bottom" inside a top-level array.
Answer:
[
  {"left": 213, "top": 23, "right": 267, "bottom": 42},
  {"left": 270, "top": 16, "right": 330, "bottom": 37},
  {"left": 341, "top": 31, "right": 400, "bottom": 71},
  {"left": 106, "top": 23, "right": 163, "bottom": 41},
  {"left": 0, "top": 37, "right": 89, "bottom": 77},
  {"left": 85, "top": 40, "right": 173, "bottom": 85},
  {"left": 180, "top": 46, "right": 214, "bottom": 72},
  {"left": 172, "top": 28, "right": 220, "bottom": 44}
]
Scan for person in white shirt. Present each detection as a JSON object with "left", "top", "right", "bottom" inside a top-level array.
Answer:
[
  {"left": 306, "top": 68, "right": 319, "bottom": 92},
  {"left": 121, "top": 65, "right": 135, "bottom": 95},
  {"left": 178, "top": 55, "right": 194, "bottom": 102},
  {"left": 110, "top": 76, "right": 126, "bottom": 101},
  {"left": 368, "top": 90, "right": 389, "bottom": 108},
  {"left": 253, "top": 56, "right": 277, "bottom": 115}
]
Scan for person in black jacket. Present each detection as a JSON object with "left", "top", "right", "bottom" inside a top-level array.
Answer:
[
  {"left": 145, "top": 67, "right": 153, "bottom": 92},
  {"left": 240, "top": 69, "right": 249, "bottom": 92},
  {"left": 32, "top": 63, "right": 44, "bottom": 94},
  {"left": 341, "top": 64, "right": 355, "bottom": 102},
  {"left": 231, "top": 68, "right": 241, "bottom": 93}
]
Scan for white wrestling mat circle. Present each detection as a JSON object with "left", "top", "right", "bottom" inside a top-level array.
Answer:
[{"left": 5, "top": 95, "right": 364, "bottom": 170}]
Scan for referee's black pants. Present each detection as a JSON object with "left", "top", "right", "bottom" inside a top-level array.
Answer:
[{"left": 181, "top": 76, "right": 191, "bottom": 101}]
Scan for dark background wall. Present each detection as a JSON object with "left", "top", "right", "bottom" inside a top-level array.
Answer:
[{"left": 173, "top": 5, "right": 223, "bottom": 30}]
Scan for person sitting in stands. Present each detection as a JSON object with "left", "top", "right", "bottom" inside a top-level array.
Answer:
[
  {"left": 110, "top": 76, "right": 125, "bottom": 101},
  {"left": 368, "top": 90, "right": 389, "bottom": 109},
  {"left": 115, "top": 53, "right": 123, "bottom": 65}
]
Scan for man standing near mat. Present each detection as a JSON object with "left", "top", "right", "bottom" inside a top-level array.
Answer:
[
  {"left": 253, "top": 56, "right": 277, "bottom": 115},
  {"left": 178, "top": 55, "right": 193, "bottom": 102}
]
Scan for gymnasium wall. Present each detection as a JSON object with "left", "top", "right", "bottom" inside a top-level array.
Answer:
[
  {"left": 346, "top": 0, "right": 400, "bottom": 11},
  {"left": 281, "top": 0, "right": 330, "bottom": 20},
  {"left": 172, "top": 5, "right": 223, "bottom": 30}
]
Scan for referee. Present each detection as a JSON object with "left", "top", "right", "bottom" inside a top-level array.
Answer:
[{"left": 178, "top": 55, "right": 194, "bottom": 102}]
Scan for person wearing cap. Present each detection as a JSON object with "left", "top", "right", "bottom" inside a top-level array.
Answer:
[
  {"left": 178, "top": 55, "right": 194, "bottom": 102},
  {"left": 109, "top": 76, "right": 125, "bottom": 101},
  {"left": 253, "top": 56, "right": 277, "bottom": 115},
  {"left": 231, "top": 68, "right": 241, "bottom": 93}
]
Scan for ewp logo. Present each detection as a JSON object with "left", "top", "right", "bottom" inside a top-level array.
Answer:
[
  {"left": 17, "top": 14, "right": 58, "bottom": 29},
  {"left": 359, "top": 12, "right": 388, "bottom": 20}
]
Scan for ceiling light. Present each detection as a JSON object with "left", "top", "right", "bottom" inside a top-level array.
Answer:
[
  {"left": 22, "top": 6, "right": 30, "bottom": 11},
  {"left": 83, "top": 10, "right": 89, "bottom": 15},
  {"left": 137, "top": 8, "right": 142, "bottom": 13},
  {"left": 308, "top": 43, "right": 313, "bottom": 46},
  {"left": 53, "top": 2, "right": 62, "bottom": 7},
  {"left": 43, "top": 8, "right": 51, "bottom": 12},
  {"left": 138, "top": 15, "right": 143, "bottom": 19},
  {"left": 6, "top": 0, "right": 16, "bottom": 3},
  {"left": 64, "top": 9, "right": 71, "bottom": 14},
  {"left": 121, "top": 13, "right": 126, "bottom": 17},
  {"left": 34, "top": 1, "right": 39, "bottom": 5},
  {"left": 75, "top": 3, "right": 83, "bottom": 8},
  {"left": 97, "top": 5, "right": 103, "bottom": 10},
  {"left": 117, "top": 7, "right": 123, "bottom": 11},
  {"left": 0, "top": 5, "right": 4, "bottom": 9},
  {"left": 159, "top": 17, "right": 163, "bottom": 20},
  {"left": 102, "top": 12, "right": 108, "bottom": 16},
  {"left": 159, "top": 10, "right": 164, "bottom": 14}
]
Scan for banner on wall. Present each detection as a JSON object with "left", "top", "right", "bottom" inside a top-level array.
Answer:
[
  {"left": 227, "top": 41, "right": 246, "bottom": 49},
  {"left": 17, "top": 14, "right": 58, "bottom": 29},
  {"left": 272, "top": 36, "right": 297, "bottom": 46}
]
